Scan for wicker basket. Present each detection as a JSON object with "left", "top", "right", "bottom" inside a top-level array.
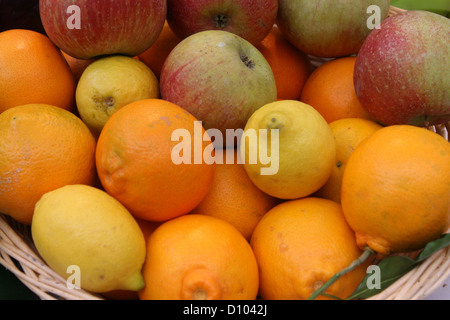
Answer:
[{"left": 1, "top": 6, "right": 449, "bottom": 300}]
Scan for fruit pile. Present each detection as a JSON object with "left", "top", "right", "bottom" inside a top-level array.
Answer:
[{"left": 0, "top": 0, "right": 449, "bottom": 300}]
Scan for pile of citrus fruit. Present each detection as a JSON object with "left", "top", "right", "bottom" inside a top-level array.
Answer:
[{"left": 0, "top": 9, "right": 449, "bottom": 301}]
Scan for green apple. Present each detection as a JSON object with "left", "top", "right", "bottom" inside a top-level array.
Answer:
[{"left": 277, "top": 0, "right": 390, "bottom": 58}]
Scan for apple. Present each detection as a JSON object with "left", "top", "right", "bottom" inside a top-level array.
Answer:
[
  {"left": 276, "top": 0, "right": 390, "bottom": 58},
  {"left": 354, "top": 10, "right": 450, "bottom": 127},
  {"left": 39, "top": 0, "right": 167, "bottom": 60},
  {"left": 165, "top": 0, "right": 278, "bottom": 46},
  {"left": 160, "top": 30, "right": 277, "bottom": 147}
]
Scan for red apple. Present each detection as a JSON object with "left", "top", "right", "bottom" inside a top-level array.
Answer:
[
  {"left": 165, "top": 0, "right": 278, "bottom": 45},
  {"left": 354, "top": 10, "right": 450, "bottom": 126},
  {"left": 160, "top": 30, "right": 277, "bottom": 147},
  {"left": 39, "top": 0, "right": 167, "bottom": 60},
  {"left": 276, "top": 0, "right": 390, "bottom": 58}
]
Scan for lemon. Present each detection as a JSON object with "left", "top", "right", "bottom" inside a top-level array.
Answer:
[
  {"left": 31, "top": 184, "right": 146, "bottom": 293},
  {"left": 240, "top": 100, "right": 336, "bottom": 199},
  {"left": 76, "top": 55, "right": 159, "bottom": 135}
]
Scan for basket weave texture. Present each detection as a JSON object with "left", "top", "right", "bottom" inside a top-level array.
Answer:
[{"left": 1, "top": 6, "right": 449, "bottom": 300}]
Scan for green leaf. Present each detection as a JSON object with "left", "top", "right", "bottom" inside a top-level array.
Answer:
[
  {"left": 416, "top": 233, "right": 450, "bottom": 261},
  {"left": 346, "top": 256, "right": 416, "bottom": 299},
  {"left": 390, "top": 0, "right": 450, "bottom": 16},
  {"left": 347, "top": 233, "right": 450, "bottom": 300}
]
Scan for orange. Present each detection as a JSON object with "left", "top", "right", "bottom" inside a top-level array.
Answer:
[
  {"left": 135, "top": 217, "right": 162, "bottom": 241},
  {"left": 61, "top": 51, "right": 96, "bottom": 82},
  {"left": 314, "top": 118, "right": 383, "bottom": 203},
  {"left": 300, "top": 56, "right": 374, "bottom": 123},
  {"left": 138, "top": 21, "right": 182, "bottom": 79},
  {"left": 0, "top": 104, "right": 97, "bottom": 224},
  {"left": 96, "top": 98, "right": 215, "bottom": 222},
  {"left": 190, "top": 148, "right": 279, "bottom": 241},
  {"left": 256, "top": 25, "right": 312, "bottom": 100},
  {"left": 138, "top": 214, "right": 259, "bottom": 300},
  {"left": 0, "top": 29, "right": 76, "bottom": 113},
  {"left": 251, "top": 197, "right": 370, "bottom": 300},
  {"left": 341, "top": 125, "right": 450, "bottom": 257}
]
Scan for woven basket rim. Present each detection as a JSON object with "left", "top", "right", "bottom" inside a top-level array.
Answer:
[
  {"left": 0, "top": 214, "right": 104, "bottom": 300},
  {"left": 1, "top": 5, "right": 449, "bottom": 300}
]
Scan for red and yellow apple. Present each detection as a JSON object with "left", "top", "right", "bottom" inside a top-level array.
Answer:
[
  {"left": 165, "top": 0, "right": 278, "bottom": 46},
  {"left": 354, "top": 10, "right": 450, "bottom": 126},
  {"left": 39, "top": 0, "right": 167, "bottom": 60},
  {"left": 160, "top": 30, "right": 277, "bottom": 147}
]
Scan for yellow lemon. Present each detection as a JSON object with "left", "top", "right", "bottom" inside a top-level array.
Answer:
[
  {"left": 315, "top": 118, "right": 383, "bottom": 203},
  {"left": 76, "top": 55, "right": 159, "bottom": 135},
  {"left": 31, "top": 184, "right": 146, "bottom": 293},
  {"left": 240, "top": 100, "right": 336, "bottom": 199}
]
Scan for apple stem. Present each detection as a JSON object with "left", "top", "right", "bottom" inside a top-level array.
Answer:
[
  {"left": 424, "top": 114, "right": 430, "bottom": 127},
  {"left": 214, "top": 14, "right": 229, "bottom": 29}
]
